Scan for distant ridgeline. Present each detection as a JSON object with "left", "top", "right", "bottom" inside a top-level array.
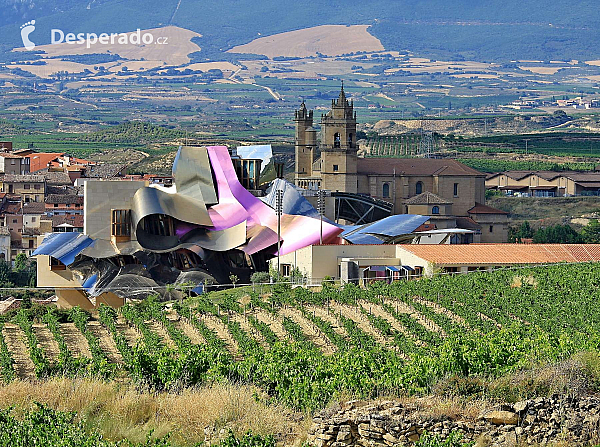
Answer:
[{"left": 1, "top": 0, "right": 600, "bottom": 61}]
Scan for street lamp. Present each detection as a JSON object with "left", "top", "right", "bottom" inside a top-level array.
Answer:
[
  {"left": 276, "top": 189, "right": 283, "bottom": 276},
  {"left": 317, "top": 189, "right": 326, "bottom": 244}
]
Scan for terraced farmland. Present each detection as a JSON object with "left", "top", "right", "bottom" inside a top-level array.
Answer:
[{"left": 2, "top": 262, "right": 600, "bottom": 410}]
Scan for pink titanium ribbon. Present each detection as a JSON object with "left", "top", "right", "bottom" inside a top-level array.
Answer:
[{"left": 206, "top": 146, "right": 343, "bottom": 255}]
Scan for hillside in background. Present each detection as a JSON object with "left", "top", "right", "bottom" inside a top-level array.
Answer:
[{"left": 1, "top": 0, "right": 600, "bottom": 61}]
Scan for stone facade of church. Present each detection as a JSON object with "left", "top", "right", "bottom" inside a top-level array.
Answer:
[{"left": 294, "top": 86, "right": 509, "bottom": 242}]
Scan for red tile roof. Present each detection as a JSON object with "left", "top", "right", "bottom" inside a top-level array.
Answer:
[
  {"left": 29, "top": 153, "right": 64, "bottom": 172},
  {"left": 357, "top": 158, "right": 484, "bottom": 176},
  {"left": 52, "top": 214, "right": 83, "bottom": 228},
  {"left": 398, "top": 244, "right": 600, "bottom": 265},
  {"left": 405, "top": 191, "right": 453, "bottom": 205}
]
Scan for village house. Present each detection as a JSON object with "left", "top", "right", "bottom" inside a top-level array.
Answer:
[{"left": 486, "top": 170, "right": 600, "bottom": 197}]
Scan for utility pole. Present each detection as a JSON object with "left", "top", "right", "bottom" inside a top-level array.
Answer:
[
  {"left": 317, "top": 189, "right": 326, "bottom": 244},
  {"left": 524, "top": 139, "right": 530, "bottom": 155},
  {"left": 276, "top": 189, "right": 283, "bottom": 276}
]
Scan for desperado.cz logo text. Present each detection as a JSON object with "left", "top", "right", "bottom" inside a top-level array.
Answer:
[{"left": 51, "top": 28, "right": 168, "bottom": 49}]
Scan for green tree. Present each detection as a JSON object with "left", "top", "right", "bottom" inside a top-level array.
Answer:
[
  {"left": 14, "top": 253, "right": 28, "bottom": 272},
  {"left": 581, "top": 219, "right": 600, "bottom": 243},
  {"left": 532, "top": 224, "right": 582, "bottom": 244},
  {"left": 509, "top": 221, "right": 534, "bottom": 243},
  {"left": 0, "top": 260, "right": 12, "bottom": 287}
]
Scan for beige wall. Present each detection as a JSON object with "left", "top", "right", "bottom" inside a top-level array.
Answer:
[
  {"left": 1, "top": 181, "right": 44, "bottom": 202},
  {"left": 275, "top": 244, "right": 397, "bottom": 282},
  {"left": 357, "top": 174, "right": 484, "bottom": 216},
  {"left": 486, "top": 174, "right": 578, "bottom": 196},
  {"left": 84, "top": 180, "right": 146, "bottom": 241},
  {"left": 406, "top": 203, "right": 453, "bottom": 216},
  {"left": 469, "top": 213, "right": 508, "bottom": 243},
  {"left": 321, "top": 151, "right": 358, "bottom": 193},
  {"left": 295, "top": 119, "right": 316, "bottom": 179},
  {"left": 23, "top": 214, "right": 42, "bottom": 229},
  {"left": 436, "top": 176, "right": 485, "bottom": 216},
  {"left": 36, "top": 255, "right": 80, "bottom": 288}
]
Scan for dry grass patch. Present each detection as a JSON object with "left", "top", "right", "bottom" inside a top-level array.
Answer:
[
  {"left": 0, "top": 378, "right": 304, "bottom": 446},
  {"left": 229, "top": 25, "right": 383, "bottom": 58}
]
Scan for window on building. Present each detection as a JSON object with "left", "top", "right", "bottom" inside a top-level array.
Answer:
[
  {"left": 54, "top": 203, "right": 59, "bottom": 208},
  {"left": 141, "top": 214, "right": 173, "bottom": 237},
  {"left": 34, "top": 184, "right": 40, "bottom": 190},
  {"left": 24, "top": 184, "right": 30, "bottom": 189},
  {"left": 382, "top": 183, "right": 390, "bottom": 198},
  {"left": 333, "top": 164, "right": 339, "bottom": 172},
  {"left": 32, "top": 217, "right": 36, "bottom": 222},
  {"left": 454, "top": 183, "right": 458, "bottom": 196},
  {"left": 10, "top": 160, "right": 15, "bottom": 165},
  {"left": 50, "top": 257, "right": 66, "bottom": 271},
  {"left": 432, "top": 206, "right": 440, "bottom": 214},
  {"left": 489, "top": 225, "right": 494, "bottom": 233},
  {"left": 416, "top": 181, "right": 423, "bottom": 195},
  {"left": 281, "top": 264, "right": 291, "bottom": 277},
  {"left": 334, "top": 132, "right": 341, "bottom": 148},
  {"left": 111, "top": 209, "right": 131, "bottom": 238},
  {"left": 12, "top": 219, "right": 16, "bottom": 224},
  {"left": 348, "top": 133, "right": 353, "bottom": 147}
]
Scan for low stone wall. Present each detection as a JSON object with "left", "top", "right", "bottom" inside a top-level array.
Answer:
[{"left": 307, "top": 396, "right": 600, "bottom": 446}]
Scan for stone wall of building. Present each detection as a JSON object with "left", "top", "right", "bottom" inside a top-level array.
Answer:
[{"left": 307, "top": 397, "right": 600, "bottom": 447}]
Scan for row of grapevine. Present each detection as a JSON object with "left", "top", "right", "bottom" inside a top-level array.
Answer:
[
  {"left": 70, "top": 307, "right": 113, "bottom": 377},
  {"left": 14, "top": 310, "right": 51, "bottom": 378},
  {"left": 0, "top": 323, "right": 15, "bottom": 382},
  {"left": 42, "top": 309, "right": 91, "bottom": 375}
]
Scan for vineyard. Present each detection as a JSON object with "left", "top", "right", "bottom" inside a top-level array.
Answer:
[
  {"left": 2, "top": 263, "right": 600, "bottom": 412},
  {"left": 363, "top": 134, "right": 429, "bottom": 157}
]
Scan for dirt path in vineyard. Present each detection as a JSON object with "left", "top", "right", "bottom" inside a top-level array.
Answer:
[
  {"left": 2, "top": 324, "right": 36, "bottom": 380},
  {"left": 279, "top": 307, "right": 335, "bottom": 355},
  {"left": 201, "top": 314, "right": 240, "bottom": 357},
  {"left": 174, "top": 317, "right": 206, "bottom": 345},
  {"left": 329, "top": 303, "right": 391, "bottom": 347},
  {"left": 60, "top": 323, "right": 92, "bottom": 358},
  {"left": 33, "top": 323, "right": 60, "bottom": 362},
  {"left": 87, "top": 321, "right": 123, "bottom": 363}
]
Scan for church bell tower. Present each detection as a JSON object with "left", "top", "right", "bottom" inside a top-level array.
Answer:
[
  {"left": 294, "top": 101, "right": 317, "bottom": 183},
  {"left": 319, "top": 83, "right": 358, "bottom": 193}
]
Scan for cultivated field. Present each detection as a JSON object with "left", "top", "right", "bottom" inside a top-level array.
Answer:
[{"left": 229, "top": 25, "right": 384, "bottom": 58}]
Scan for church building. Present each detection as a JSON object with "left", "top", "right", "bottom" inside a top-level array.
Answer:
[{"left": 294, "top": 85, "right": 509, "bottom": 243}]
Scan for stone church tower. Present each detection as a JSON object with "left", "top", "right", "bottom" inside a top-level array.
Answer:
[
  {"left": 319, "top": 84, "right": 358, "bottom": 193},
  {"left": 294, "top": 84, "right": 358, "bottom": 192},
  {"left": 294, "top": 102, "right": 317, "bottom": 182}
]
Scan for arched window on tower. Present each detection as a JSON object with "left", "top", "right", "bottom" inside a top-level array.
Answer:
[
  {"left": 348, "top": 133, "right": 353, "bottom": 148},
  {"left": 382, "top": 183, "right": 390, "bottom": 198},
  {"left": 432, "top": 206, "right": 440, "bottom": 215},
  {"left": 334, "top": 132, "right": 341, "bottom": 148},
  {"left": 416, "top": 181, "right": 423, "bottom": 195}
]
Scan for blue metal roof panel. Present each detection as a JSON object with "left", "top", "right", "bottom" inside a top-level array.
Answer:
[
  {"left": 342, "top": 214, "right": 429, "bottom": 244},
  {"left": 32, "top": 232, "right": 95, "bottom": 266}
]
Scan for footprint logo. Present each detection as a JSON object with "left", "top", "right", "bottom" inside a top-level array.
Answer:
[{"left": 20, "top": 20, "right": 36, "bottom": 50}]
